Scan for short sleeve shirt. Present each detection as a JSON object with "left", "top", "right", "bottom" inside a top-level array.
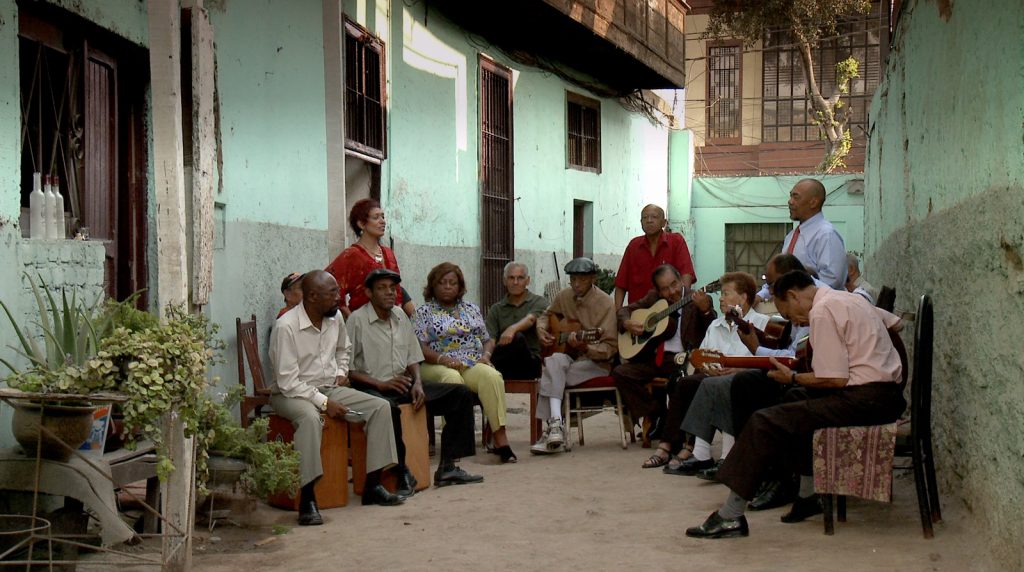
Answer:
[
  {"left": 615, "top": 232, "right": 696, "bottom": 304},
  {"left": 413, "top": 299, "right": 491, "bottom": 367},
  {"left": 809, "top": 287, "right": 902, "bottom": 386},
  {"left": 485, "top": 291, "right": 549, "bottom": 357},
  {"left": 347, "top": 304, "right": 424, "bottom": 381}
]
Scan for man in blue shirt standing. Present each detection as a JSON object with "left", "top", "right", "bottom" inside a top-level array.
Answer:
[{"left": 781, "top": 178, "right": 847, "bottom": 290}]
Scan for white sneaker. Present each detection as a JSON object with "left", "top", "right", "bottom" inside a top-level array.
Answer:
[
  {"left": 546, "top": 419, "right": 565, "bottom": 451},
  {"left": 530, "top": 429, "right": 553, "bottom": 455}
]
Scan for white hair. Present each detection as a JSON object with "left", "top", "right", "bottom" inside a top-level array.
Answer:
[{"left": 503, "top": 261, "right": 530, "bottom": 278}]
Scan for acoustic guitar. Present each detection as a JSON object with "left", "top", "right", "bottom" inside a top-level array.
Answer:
[
  {"left": 725, "top": 306, "right": 792, "bottom": 350},
  {"left": 617, "top": 279, "right": 722, "bottom": 360},
  {"left": 541, "top": 315, "right": 604, "bottom": 358}
]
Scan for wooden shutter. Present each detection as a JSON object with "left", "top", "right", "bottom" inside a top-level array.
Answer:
[{"left": 478, "top": 56, "right": 514, "bottom": 310}]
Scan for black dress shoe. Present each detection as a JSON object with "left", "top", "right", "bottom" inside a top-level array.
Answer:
[
  {"left": 748, "top": 479, "right": 797, "bottom": 511},
  {"left": 685, "top": 511, "right": 749, "bottom": 539},
  {"left": 395, "top": 470, "right": 418, "bottom": 497},
  {"left": 780, "top": 494, "right": 823, "bottom": 523},
  {"left": 695, "top": 459, "right": 724, "bottom": 482},
  {"left": 297, "top": 500, "right": 323, "bottom": 526},
  {"left": 434, "top": 464, "right": 484, "bottom": 487},
  {"left": 663, "top": 457, "right": 715, "bottom": 476},
  {"left": 362, "top": 484, "right": 406, "bottom": 506}
]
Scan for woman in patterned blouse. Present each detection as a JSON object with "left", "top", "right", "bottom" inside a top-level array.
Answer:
[
  {"left": 325, "top": 198, "right": 403, "bottom": 319},
  {"left": 414, "top": 262, "right": 517, "bottom": 463}
]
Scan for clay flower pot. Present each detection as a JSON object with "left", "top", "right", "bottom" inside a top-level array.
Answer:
[{"left": 11, "top": 401, "right": 96, "bottom": 462}]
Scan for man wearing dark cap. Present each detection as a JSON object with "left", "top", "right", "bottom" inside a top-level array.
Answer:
[
  {"left": 269, "top": 270, "right": 403, "bottom": 525},
  {"left": 278, "top": 272, "right": 304, "bottom": 318},
  {"left": 532, "top": 257, "right": 617, "bottom": 454},
  {"left": 347, "top": 268, "right": 483, "bottom": 488}
]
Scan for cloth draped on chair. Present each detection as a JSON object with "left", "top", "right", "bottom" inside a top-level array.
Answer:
[{"left": 813, "top": 422, "right": 898, "bottom": 503}]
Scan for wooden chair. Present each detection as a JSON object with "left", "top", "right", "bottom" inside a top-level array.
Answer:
[
  {"left": 236, "top": 315, "right": 271, "bottom": 428},
  {"left": 876, "top": 286, "right": 896, "bottom": 313},
  {"left": 562, "top": 375, "right": 631, "bottom": 450},
  {"left": 813, "top": 295, "right": 939, "bottom": 537},
  {"left": 351, "top": 403, "right": 431, "bottom": 495},
  {"left": 266, "top": 415, "right": 349, "bottom": 509}
]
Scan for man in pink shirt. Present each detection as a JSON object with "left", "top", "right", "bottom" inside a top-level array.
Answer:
[{"left": 685, "top": 270, "right": 906, "bottom": 539}]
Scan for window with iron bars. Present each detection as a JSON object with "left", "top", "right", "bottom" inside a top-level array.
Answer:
[
  {"left": 566, "top": 92, "right": 600, "bottom": 172},
  {"left": 344, "top": 19, "right": 386, "bottom": 160},
  {"left": 761, "top": 2, "right": 882, "bottom": 143},
  {"left": 725, "top": 223, "right": 790, "bottom": 279},
  {"left": 706, "top": 42, "right": 742, "bottom": 144}
]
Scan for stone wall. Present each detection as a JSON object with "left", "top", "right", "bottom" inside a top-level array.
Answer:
[{"left": 864, "top": 1, "right": 1024, "bottom": 567}]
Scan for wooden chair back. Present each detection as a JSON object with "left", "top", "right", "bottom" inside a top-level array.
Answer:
[
  {"left": 876, "top": 286, "right": 896, "bottom": 312},
  {"left": 236, "top": 314, "right": 271, "bottom": 428}
]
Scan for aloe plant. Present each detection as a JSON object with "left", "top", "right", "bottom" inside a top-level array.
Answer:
[{"left": 0, "top": 273, "right": 109, "bottom": 376}]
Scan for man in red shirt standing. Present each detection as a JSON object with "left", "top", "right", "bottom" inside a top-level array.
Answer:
[{"left": 615, "top": 204, "right": 696, "bottom": 308}]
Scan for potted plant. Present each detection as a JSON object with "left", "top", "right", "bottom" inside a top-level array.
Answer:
[{"left": 1, "top": 275, "right": 109, "bottom": 461}]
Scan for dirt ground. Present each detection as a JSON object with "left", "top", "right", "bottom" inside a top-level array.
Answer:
[{"left": 87, "top": 395, "right": 993, "bottom": 571}]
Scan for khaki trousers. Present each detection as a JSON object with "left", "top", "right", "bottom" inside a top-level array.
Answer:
[
  {"left": 271, "top": 386, "right": 397, "bottom": 487},
  {"left": 421, "top": 363, "right": 508, "bottom": 429}
]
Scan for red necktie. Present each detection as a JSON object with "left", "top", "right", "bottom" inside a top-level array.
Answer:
[{"left": 786, "top": 225, "right": 801, "bottom": 254}]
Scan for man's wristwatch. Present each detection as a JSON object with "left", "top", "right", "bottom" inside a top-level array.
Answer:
[
  {"left": 790, "top": 373, "right": 798, "bottom": 385},
  {"left": 319, "top": 399, "right": 329, "bottom": 413}
]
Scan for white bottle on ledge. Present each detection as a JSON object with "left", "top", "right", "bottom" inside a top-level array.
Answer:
[
  {"left": 52, "top": 175, "right": 65, "bottom": 240},
  {"left": 29, "top": 172, "right": 45, "bottom": 239},
  {"left": 45, "top": 175, "right": 58, "bottom": 240}
]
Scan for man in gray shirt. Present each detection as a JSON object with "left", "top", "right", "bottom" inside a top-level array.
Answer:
[{"left": 348, "top": 268, "right": 483, "bottom": 488}]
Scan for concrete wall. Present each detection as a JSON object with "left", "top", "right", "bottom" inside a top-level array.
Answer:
[
  {"left": 374, "top": 3, "right": 672, "bottom": 304},
  {"left": 863, "top": 0, "right": 1024, "bottom": 567},
  {"left": 690, "top": 173, "right": 865, "bottom": 288}
]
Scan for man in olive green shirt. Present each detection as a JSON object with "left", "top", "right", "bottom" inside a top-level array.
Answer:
[
  {"left": 348, "top": 268, "right": 483, "bottom": 488},
  {"left": 485, "top": 261, "right": 549, "bottom": 379}
]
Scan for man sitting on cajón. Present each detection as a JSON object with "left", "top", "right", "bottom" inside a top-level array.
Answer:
[
  {"left": 686, "top": 270, "right": 906, "bottom": 539},
  {"left": 270, "top": 271, "right": 405, "bottom": 527}
]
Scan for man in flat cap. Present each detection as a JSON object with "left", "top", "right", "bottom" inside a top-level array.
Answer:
[
  {"left": 269, "top": 270, "right": 403, "bottom": 526},
  {"left": 347, "top": 268, "right": 483, "bottom": 488},
  {"left": 532, "top": 257, "right": 618, "bottom": 454}
]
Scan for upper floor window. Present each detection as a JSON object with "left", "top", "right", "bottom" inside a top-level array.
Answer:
[
  {"left": 566, "top": 92, "right": 601, "bottom": 172},
  {"left": 761, "top": 2, "right": 882, "bottom": 143},
  {"left": 706, "top": 42, "right": 742, "bottom": 144},
  {"left": 344, "top": 19, "right": 386, "bottom": 160}
]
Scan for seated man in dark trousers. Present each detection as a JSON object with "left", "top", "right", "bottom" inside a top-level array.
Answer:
[
  {"left": 269, "top": 271, "right": 403, "bottom": 526},
  {"left": 485, "top": 261, "right": 549, "bottom": 379},
  {"left": 348, "top": 269, "right": 483, "bottom": 489},
  {"left": 685, "top": 270, "right": 906, "bottom": 539},
  {"left": 614, "top": 264, "right": 715, "bottom": 465}
]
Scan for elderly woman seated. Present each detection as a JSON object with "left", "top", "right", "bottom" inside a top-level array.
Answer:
[{"left": 414, "top": 262, "right": 517, "bottom": 463}]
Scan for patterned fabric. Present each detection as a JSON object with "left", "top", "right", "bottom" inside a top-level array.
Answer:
[
  {"left": 413, "top": 300, "right": 490, "bottom": 366},
  {"left": 813, "top": 422, "right": 898, "bottom": 503}
]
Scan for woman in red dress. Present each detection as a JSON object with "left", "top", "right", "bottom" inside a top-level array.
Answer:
[{"left": 325, "top": 199, "right": 403, "bottom": 318}]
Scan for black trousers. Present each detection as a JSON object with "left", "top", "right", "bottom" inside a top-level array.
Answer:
[
  {"left": 360, "top": 381, "right": 476, "bottom": 464},
  {"left": 611, "top": 354, "right": 678, "bottom": 420},
  {"left": 662, "top": 373, "right": 707, "bottom": 452},
  {"left": 730, "top": 369, "right": 788, "bottom": 436},
  {"left": 490, "top": 333, "right": 541, "bottom": 379},
  {"left": 717, "top": 382, "right": 906, "bottom": 500}
]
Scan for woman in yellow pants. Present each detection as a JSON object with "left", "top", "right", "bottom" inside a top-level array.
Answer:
[{"left": 414, "top": 262, "right": 516, "bottom": 463}]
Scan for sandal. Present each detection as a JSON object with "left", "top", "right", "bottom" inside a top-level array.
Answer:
[
  {"left": 641, "top": 444, "right": 672, "bottom": 469},
  {"left": 494, "top": 445, "right": 518, "bottom": 464},
  {"left": 665, "top": 447, "right": 694, "bottom": 471}
]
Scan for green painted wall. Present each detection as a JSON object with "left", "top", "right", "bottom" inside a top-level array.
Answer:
[
  {"left": 690, "top": 174, "right": 865, "bottom": 288},
  {"left": 864, "top": 0, "right": 1024, "bottom": 567},
  {"left": 377, "top": 2, "right": 672, "bottom": 301}
]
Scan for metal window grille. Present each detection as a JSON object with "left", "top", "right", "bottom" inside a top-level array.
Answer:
[
  {"left": 479, "top": 57, "right": 514, "bottom": 310},
  {"left": 706, "top": 43, "right": 741, "bottom": 142},
  {"left": 344, "top": 19, "right": 386, "bottom": 159},
  {"left": 761, "top": 2, "right": 882, "bottom": 143},
  {"left": 566, "top": 93, "right": 600, "bottom": 171},
  {"left": 725, "top": 223, "right": 790, "bottom": 278}
]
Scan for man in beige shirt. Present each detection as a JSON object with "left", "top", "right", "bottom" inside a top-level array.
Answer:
[
  {"left": 270, "top": 271, "right": 403, "bottom": 525},
  {"left": 348, "top": 269, "right": 482, "bottom": 489},
  {"left": 532, "top": 257, "right": 618, "bottom": 454},
  {"left": 686, "top": 270, "right": 906, "bottom": 539}
]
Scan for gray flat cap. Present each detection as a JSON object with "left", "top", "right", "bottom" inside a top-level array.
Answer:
[{"left": 564, "top": 257, "right": 598, "bottom": 275}]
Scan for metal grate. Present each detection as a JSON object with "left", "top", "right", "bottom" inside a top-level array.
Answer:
[
  {"left": 706, "top": 43, "right": 741, "bottom": 142},
  {"left": 761, "top": 2, "right": 882, "bottom": 143},
  {"left": 566, "top": 92, "right": 600, "bottom": 171},
  {"left": 479, "top": 57, "right": 514, "bottom": 310},
  {"left": 344, "top": 19, "right": 385, "bottom": 159},
  {"left": 725, "top": 223, "right": 790, "bottom": 278}
]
